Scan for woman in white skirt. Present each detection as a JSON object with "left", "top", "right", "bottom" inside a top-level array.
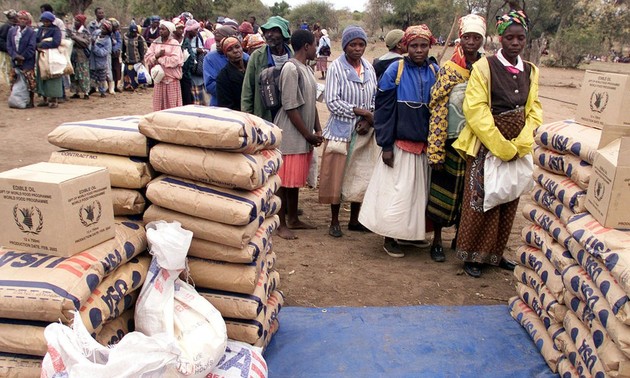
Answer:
[{"left": 359, "top": 25, "right": 439, "bottom": 258}]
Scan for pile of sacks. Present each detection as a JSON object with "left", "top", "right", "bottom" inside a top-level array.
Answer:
[
  {"left": 47, "top": 116, "right": 155, "bottom": 217},
  {"left": 510, "top": 119, "right": 630, "bottom": 377},
  {"left": 139, "top": 105, "right": 284, "bottom": 350},
  {"left": 0, "top": 219, "right": 150, "bottom": 377}
]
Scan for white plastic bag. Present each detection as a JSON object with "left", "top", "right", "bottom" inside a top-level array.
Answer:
[
  {"left": 135, "top": 62, "right": 152, "bottom": 85},
  {"left": 150, "top": 64, "right": 165, "bottom": 84},
  {"left": 135, "top": 220, "right": 227, "bottom": 377},
  {"left": 8, "top": 69, "right": 29, "bottom": 109},
  {"left": 483, "top": 152, "right": 534, "bottom": 212}
]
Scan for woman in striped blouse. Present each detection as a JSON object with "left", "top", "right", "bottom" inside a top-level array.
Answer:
[{"left": 319, "top": 25, "right": 378, "bottom": 238}]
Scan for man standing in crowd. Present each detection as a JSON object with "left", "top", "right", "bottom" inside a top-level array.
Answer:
[
  {"left": 241, "top": 15, "right": 293, "bottom": 121},
  {"left": 87, "top": 7, "right": 105, "bottom": 37},
  {"left": 122, "top": 23, "right": 147, "bottom": 91},
  {"left": 248, "top": 15, "right": 260, "bottom": 34},
  {"left": 372, "top": 29, "right": 405, "bottom": 79}
]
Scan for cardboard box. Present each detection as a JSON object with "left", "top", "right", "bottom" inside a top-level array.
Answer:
[
  {"left": 586, "top": 137, "right": 630, "bottom": 229},
  {"left": 576, "top": 70, "right": 630, "bottom": 129},
  {"left": 0, "top": 162, "right": 115, "bottom": 256}
]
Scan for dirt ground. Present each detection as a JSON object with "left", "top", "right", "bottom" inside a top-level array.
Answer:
[{"left": 1, "top": 44, "right": 629, "bottom": 309}]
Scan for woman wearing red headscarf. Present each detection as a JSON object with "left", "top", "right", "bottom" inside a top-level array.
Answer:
[
  {"left": 216, "top": 36, "right": 247, "bottom": 110},
  {"left": 68, "top": 14, "right": 91, "bottom": 99}
]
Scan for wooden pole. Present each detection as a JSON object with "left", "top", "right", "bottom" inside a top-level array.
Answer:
[{"left": 436, "top": 15, "right": 459, "bottom": 65}]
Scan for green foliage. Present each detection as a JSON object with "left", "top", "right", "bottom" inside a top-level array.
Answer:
[
  {"left": 287, "top": 1, "right": 339, "bottom": 31},
  {"left": 228, "top": 0, "right": 271, "bottom": 25},
  {"left": 270, "top": 1, "right": 290, "bottom": 17},
  {"left": 549, "top": 24, "right": 603, "bottom": 68}
]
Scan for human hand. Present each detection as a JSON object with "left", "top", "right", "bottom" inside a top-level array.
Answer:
[
  {"left": 156, "top": 50, "right": 165, "bottom": 58},
  {"left": 356, "top": 119, "right": 370, "bottom": 135},
  {"left": 382, "top": 150, "right": 394, "bottom": 167},
  {"left": 306, "top": 133, "right": 324, "bottom": 147}
]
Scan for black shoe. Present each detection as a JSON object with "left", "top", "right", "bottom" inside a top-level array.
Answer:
[
  {"left": 464, "top": 262, "right": 482, "bottom": 278},
  {"left": 328, "top": 224, "right": 343, "bottom": 238},
  {"left": 498, "top": 258, "right": 517, "bottom": 271},
  {"left": 430, "top": 245, "right": 445, "bottom": 262},
  {"left": 348, "top": 222, "right": 370, "bottom": 232},
  {"left": 70, "top": 93, "right": 80, "bottom": 99},
  {"left": 100, "top": 93, "right": 106, "bottom": 98},
  {"left": 383, "top": 238, "right": 404, "bottom": 258}
]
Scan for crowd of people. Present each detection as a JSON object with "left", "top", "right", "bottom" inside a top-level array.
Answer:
[{"left": 0, "top": 7, "right": 542, "bottom": 278}]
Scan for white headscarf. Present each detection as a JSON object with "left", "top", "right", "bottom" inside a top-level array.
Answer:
[{"left": 160, "top": 20, "right": 176, "bottom": 35}]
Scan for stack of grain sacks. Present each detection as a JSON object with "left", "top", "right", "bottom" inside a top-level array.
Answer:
[
  {"left": 138, "top": 105, "right": 284, "bottom": 351},
  {"left": 0, "top": 219, "right": 150, "bottom": 377},
  {"left": 47, "top": 116, "right": 155, "bottom": 217},
  {"left": 510, "top": 119, "right": 630, "bottom": 377}
]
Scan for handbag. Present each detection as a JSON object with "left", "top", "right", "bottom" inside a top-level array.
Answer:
[
  {"left": 193, "top": 50, "right": 206, "bottom": 76},
  {"left": 150, "top": 64, "right": 165, "bottom": 84},
  {"left": 483, "top": 152, "right": 534, "bottom": 212},
  {"left": 326, "top": 140, "right": 348, "bottom": 155}
]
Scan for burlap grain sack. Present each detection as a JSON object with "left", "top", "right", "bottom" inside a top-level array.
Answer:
[
  {"left": 534, "top": 146, "right": 592, "bottom": 190},
  {"left": 198, "top": 256, "right": 279, "bottom": 320},
  {"left": 516, "top": 282, "right": 556, "bottom": 329},
  {"left": 516, "top": 266, "right": 567, "bottom": 323},
  {"left": 255, "top": 291, "right": 283, "bottom": 350},
  {"left": 144, "top": 205, "right": 264, "bottom": 248},
  {"left": 47, "top": 116, "right": 149, "bottom": 157},
  {"left": 139, "top": 105, "right": 282, "bottom": 153},
  {"left": 509, "top": 296, "right": 562, "bottom": 372},
  {"left": 567, "top": 238, "right": 630, "bottom": 329},
  {"left": 49, "top": 150, "right": 155, "bottom": 189},
  {"left": 112, "top": 188, "right": 146, "bottom": 215},
  {"left": 531, "top": 185, "right": 584, "bottom": 226},
  {"left": 187, "top": 247, "right": 275, "bottom": 294},
  {"left": 535, "top": 119, "right": 602, "bottom": 164},
  {"left": 556, "top": 356, "right": 581, "bottom": 378},
  {"left": 0, "top": 352, "right": 41, "bottom": 378},
  {"left": 533, "top": 166, "right": 587, "bottom": 214},
  {"left": 554, "top": 330, "right": 591, "bottom": 378},
  {"left": 146, "top": 174, "right": 280, "bottom": 226},
  {"left": 0, "top": 319, "right": 49, "bottom": 356},
  {"left": 565, "top": 291, "right": 630, "bottom": 375},
  {"left": 517, "top": 245, "right": 565, "bottom": 299},
  {"left": 562, "top": 264, "right": 630, "bottom": 357},
  {"left": 522, "top": 224, "right": 576, "bottom": 273},
  {"left": 522, "top": 204, "right": 573, "bottom": 248},
  {"left": 515, "top": 265, "right": 565, "bottom": 305},
  {"left": 0, "top": 219, "right": 146, "bottom": 323},
  {"left": 567, "top": 213, "right": 630, "bottom": 297},
  {"left": 95, "top": 308, "right": 135, "bottom": 346},
  {"left": 189, "top": 216, "right": 279, "bottom": 263},
  {"left": 226, "top": 289, "right": 283, "bottom": 345},
  {"left": 79, "top": 255, "right": 149, "bottom": 334},
  {"left": 149, "top": 143, "right": 282, "bottom": 190},
  {"left": 564, "top": 310, "right": 607, "bottom": 377}
]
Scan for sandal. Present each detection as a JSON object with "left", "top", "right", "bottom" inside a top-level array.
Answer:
[{"left": 328, "top": 224, "right": 343, "bottom": 238}]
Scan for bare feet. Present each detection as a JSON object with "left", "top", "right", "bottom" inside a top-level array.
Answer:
[
  {"left": 276, "top": 226, "right": 298, "bottom": 240},
  {"left": 286, "top": 220, "right": 317, "bottom": 230}
]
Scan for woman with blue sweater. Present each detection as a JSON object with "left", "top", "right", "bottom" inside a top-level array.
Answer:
[
  {"left": 359, "top": 25, "right": 439, "bottom": 258},
  {"left": 90, "top": 20, "right": 113, "bottom": 97},
  {"left": 7, "top": 11, "right": 37, "bottom": 107}
]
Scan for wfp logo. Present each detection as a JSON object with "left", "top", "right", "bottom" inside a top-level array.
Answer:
[
  {"left": 593, "top": 178, "right": 605, "bottom": 201},
  {"left": 13, "top": 204, "right": 44, "bottom": 234},
  {"left": 589, "top": 91, "right": 608, "bottom": 113},
  {"left": 79, "top": 200, "right": 102, "bottom": 227}
]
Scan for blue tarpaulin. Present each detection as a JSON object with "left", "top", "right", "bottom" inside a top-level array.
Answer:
[{"left": 265, "top": 305, "right": 557, "bottom": 377}]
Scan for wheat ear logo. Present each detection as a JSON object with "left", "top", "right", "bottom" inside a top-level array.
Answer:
[
  {"left": 590, "top": 91, "right": 609, "bottom": 113},
  {"left": 13, "top": 205, "right": 44, "bottom": 234},
  {"left": 593, "top": 178, "right": 605, "bottom": 201},
  {"left": 79, "top": 200, "right": 102, "bottom": 227}
]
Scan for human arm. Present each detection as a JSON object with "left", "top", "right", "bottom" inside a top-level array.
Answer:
[
  {"left": 38, "top": 28, "right": 62, "bottom": 49},
  {"left": 216, "top": 68, "right": 237, "bottom": 109},
  {"left": 157, "top": 41, "right": 183, "bottom": 68},
  {"left": 373, "top": 62, "right": 399, "bottom": 154},
  {"left": 203, "top": 52, "right": 219, "bottom": 97},
  {"left": 324, "top": 63, "right": 357, "bottom": 119},
  {"left": 138, "top": 37, "right": 147, "bottom": 61},
  {"left": 240, "top": 49, "right": 260, "bottom": 113},
  {"left": 427, "top": 65, "right": 457, "bottom": 166},
  {"left": 91, "top": 36, "right": 111, "bottom": 57},
  {"left": 512, "top": 64, "right": 543, "bottom": 158}
]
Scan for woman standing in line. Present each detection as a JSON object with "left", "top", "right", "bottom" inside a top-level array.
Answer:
[
  {"left": 426, "top": 14, "right": 486, "bottom": 262},
  {"left": 35, "top": 11, "right": 62, "bottom": 108},
  {"left": 216, "top": 36, "right": 247, "bottom": 110},
  {"left": 144, "top": 21, "right": 184, "bottom": 111},
  {"left": 453, "top": 10, "right": 543, "bottom": 277},
  {"left": 359, "top": 25, "right": 439, "bottom": 258},
  {"left": 89, "top": 20, "right": 112, "bottom": 98},
  {"left": 315, "top": 28, "right": 331, "bottom": 80},
  {"left": 7, "top": 11, "right": 37, "bottom": 107},
  {"left": 319, "top": 25, "right": 377, "bottom": 238},
  {"left": 68, "top": 14, "right": 92, "bottom": 100}
]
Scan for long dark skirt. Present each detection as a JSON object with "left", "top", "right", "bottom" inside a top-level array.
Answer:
[
  {"left": 181, "top": 76, "right": 193, "bottom": 105},
  {"left": 426, "top": 139, "right": 466, "bottom": 227}
]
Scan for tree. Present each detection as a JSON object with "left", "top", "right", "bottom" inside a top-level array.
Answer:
[
  {"left": 270, "top": 1, "right": 291, "bottom": 17},
  {"left": 288, "top": 1, "right": 339, "bottom": 32},
  {"left": 229, "top": 0, "right": 271, "bottom": 24}
]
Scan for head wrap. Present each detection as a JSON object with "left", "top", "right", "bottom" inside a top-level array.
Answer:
[
  {"left": 17, "top": 10, "right": 32, "bottom": 26},
  {"left": 239, "top": 21, "right": 254, "bottom": 35},
  {"left": 402, "top": 24, "right": 436, "bottom": 47},
  {"left": 3, "top": 9, "right": 17, "bottom": 19},
  {"left": 384, "top": 29, "right": 404, "bottom": 50},
  {"left": 261, "top": 16, "right": 291, "bottom": 39},
  {"left": 129, "top": 23, "right": 138, "bottom": 32},
  {"left": 160, "top": 20, "right": 176, "bottom": 35},
  {"left": 221, "top": 36, "right": 241, "bottom": 53},
  {"left": 100, "top": 19, "right": 113, "bottom": 33},
  {"left": 150, "top": 15, "right": 160, "bottom": 23},
  {"left": 459, "top": 14, "right": 486, "bottom": 37},
  {"left": 180, "top": 12, "right": 193, "bottom": 22},
  {"left": 245, "top": 33, "right": 265, "bottom": 51},
  {"left": 341, "top": 25, "right": 367, "bottom": 50},
  {"left": 321, "top": 28, "right": 328, "bottom": 37},
  {"left": 496, "top": 9, "right": 529, "bottom": 36},
  {"left": 40, "top": 11, "right": 55, "bottom": 22},
  {"left": 223, "top": 18, "right": 239, "bottom": 29},
  {"left": 214, "top": 25, "right": 238, "bottom": 39},
  {"left": 185, "top": 19, "right": 200, "bottom": 32},
  {"left": 172, "top": 17, "right": 185, "bottom": 29},
  {"left": 109, "top": 18, "right": 120, "bottom": 29},
  {"left": 74, "top": 13, "right": 87, "bottom": 25}
]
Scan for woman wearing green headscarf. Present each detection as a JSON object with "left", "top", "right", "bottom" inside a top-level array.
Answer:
[{"left": 452, "top": 10, "right": 543, "bottom": 278}]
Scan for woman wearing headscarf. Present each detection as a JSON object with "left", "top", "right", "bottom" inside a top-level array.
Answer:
[
  {"left": 173, "top": 18, "right": 194, "bottom": 105},
  {"left": 89, "top": 20, "right": 112, "bottom": 98},
  {"left": 185, "top": 19, "right": 206, "bottom": 105},
  {"left": 1, "top": 10, "right": 18, "bottom": 86},
  {"left": 359, "top": 25, "right": 439, "bottom": 257},
  {"left": 204, "top": 25, "right": 249, "bottom": 106},
  {"left": 453, "top": 10, "right": 543, "bottom": 277},
  {"left": 109, "top": 18, "right": 122, "bottom": 93},
  {"left": 143, "top": 16, "right": 161, "bottom": 47},
  {"left": 122, "top": 23, "right": 147, "bottom": 90},
  {"left": 319, "top": 25, "right": 377, "bottom": 238},
  {"left": 144, "top": 20, "right": 184, "bottom": 111},
  {"left": 68, "top": 14, "right": 91, "bottom": 99},
  {"left": 216, "top": 37, "right": 247, "bottom": 110},
  {"left": 315, "top": 28, "right": 331, "bottom": 80},
  {"left": 244, "top": 33, "right": 265, "bottom": 55},
  {"left": 426, "top": 15, "right": 486, "bottom": 262},
  {"left": 35, "top": 11, "right": 62, "bottom": 108},
  {"left": 238, "top": 21, "right": 254, "bottom": 46},
  {"left": 7, "top": 10, "right": 36, "bottom": 107}
]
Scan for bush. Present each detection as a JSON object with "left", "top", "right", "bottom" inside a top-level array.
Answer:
[{"left": 549, "top": 25, "right": 603, "bottom": 68}]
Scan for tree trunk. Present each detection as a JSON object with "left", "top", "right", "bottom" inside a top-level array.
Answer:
[{"left": 69, "top": 0, "right": 93, "bottom": 14}]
